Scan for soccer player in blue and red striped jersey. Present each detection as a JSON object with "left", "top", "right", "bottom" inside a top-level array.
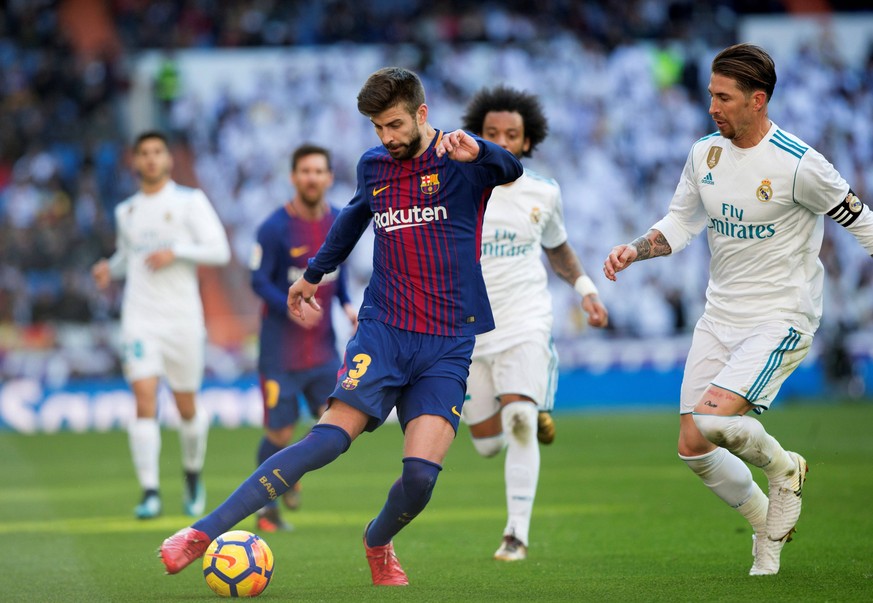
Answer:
[
  {"left": 161, "top": 67, "right": 523, "bottom": 586},
  {"left": 248, "top": 144, "right": 357, "bottom": 533}
]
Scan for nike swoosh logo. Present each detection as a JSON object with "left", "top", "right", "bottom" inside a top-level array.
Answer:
[
  {"left": 273, "top": 468, "right": 290, "bottom": 487},
  {"left": 206, "top": 553, "right": 237, "bottom": 568},
  {"left": 372, "top": 185, "right": 390, "bottom": 196},
  {"left": 451, "top": 406, "right": 461, "bottom": 418},
  {"left": 290, "top": 245, "right": 309, "bottom": 258}
]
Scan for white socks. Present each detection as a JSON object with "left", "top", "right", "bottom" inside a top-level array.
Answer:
[
  {"left": 179, "top": 408, "right": 209, "bottom": 474},
  {"left": 129, "top": 408, "right": 209, "bottom": 491},
  {"left": 681, "top": 446, "right": 768, "bottom": 534},
  {"left": 501, "top": 402, "right": 539, "bottom": 546},
  {"left": 472, "top": 433, "right": 505, "bottom": 458},
  {"left": 129, "top": 418, "right": 160, "bottom": 490}
]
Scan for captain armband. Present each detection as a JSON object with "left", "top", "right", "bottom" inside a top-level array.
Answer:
[
  {"left": 827, "top": 189, "right": 866, "bottom": 227},
  {"left": 574, "top": 275, "right": 599, "bottom": 298}
]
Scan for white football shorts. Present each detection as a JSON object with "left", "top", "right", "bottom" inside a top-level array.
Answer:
[
  {"left": 680, "top": 315, "right": 813, "bottom": 414},
  {"left": 121, "top": 323, "right": 205, "bottom": 391},
  {"left": 462, "top": 338, "right": 558, "bottom": 425}
]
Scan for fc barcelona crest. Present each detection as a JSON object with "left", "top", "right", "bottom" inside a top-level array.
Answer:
[
  {"left": 420, "top": 173, "right": 440, "bottom": 195},
  {"left": 756, "top": 179, "right": 773, "bottom": 202},
  {"left": 706, "top": 146, "right": 722, "bottom": 169},
  {"left": 341, "top": 376, "right": 359, "bottom": 391}
]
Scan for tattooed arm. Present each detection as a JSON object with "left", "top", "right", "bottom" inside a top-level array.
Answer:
[
  {"left": 602, "top": 229, "right": 672, "bottom": 282},
  {"left": 629, "top": 229, "right": 673, "bottom": 261},
  {"left": 544, "top": 242, "right": 609, "bottom": 327},
  {"left": 543, "top": 241, "right": 584, "bottom": 285}
]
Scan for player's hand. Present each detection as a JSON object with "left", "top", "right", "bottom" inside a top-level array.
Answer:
[
  {"left": 287, "top": 277, "right": 320, "bottom": 320},
  {"left": 435, "top": 129, "right": 480, "bottom": 162},
  {"left": 582, "top": 295, "right": 609, "bottom": 328},
  {"left": 603, "top": 244, "right": 638, "bottom": 282},
  {"left": 91, "top": 259, "right": 111, "bottom": 290},
  {"left": 287, "top": 300, "right": 323, "bottom": 329},
  {"left": 145, "top": 249, "right": 175, "bottom": 271},
  {"left": 343, "top": 302, "right": 359, "bottom": 334}
]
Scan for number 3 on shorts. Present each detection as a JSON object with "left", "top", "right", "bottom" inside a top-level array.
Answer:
[{"left": 347, "top": 353, "right": 372, "bottom": 379}]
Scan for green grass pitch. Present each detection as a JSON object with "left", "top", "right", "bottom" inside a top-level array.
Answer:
[{"left": 1, "top": 402, "right": 872, "bottom": 601}]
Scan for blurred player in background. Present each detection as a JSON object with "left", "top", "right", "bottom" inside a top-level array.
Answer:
[
  {"left": 161, "top": 66, "right": 523, "bottom": 586},
  {"left": 461, "top": 86, "right": 608, "bottom": 561},
  {"left": 603, "top": 44, "right": 873, "bottom": 575},
  {"left": 92, "top": 131, "right": 230, "bottom": 519},
  {"left": 249, "top": 143, "right": 357, "bottom": 533}
]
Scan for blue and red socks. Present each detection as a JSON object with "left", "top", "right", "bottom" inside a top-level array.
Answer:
[
  {"left": 365, "top": 457, "right": 442, "bottom": 547},
  {"left": 194, "top": 423, "right": 350, "bottom": 539}
]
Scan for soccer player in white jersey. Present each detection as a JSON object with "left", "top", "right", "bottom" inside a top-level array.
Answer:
[
  {"left": 92, "top": 131, "right": 231, "bottom": 519},
  {"left": 604, "top": 44, "right": 873, "bottom": 575},
  {"left": 461, "top": 86, "right": 609, "bottom": 561}
]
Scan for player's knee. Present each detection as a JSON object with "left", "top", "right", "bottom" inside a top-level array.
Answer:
[
  {"left": 401, "top": 457, "right": 442, "bottom": 509},
  {"left": 472, "top": 434, "right": 505, "bottom": 457},
  {"left": 692, "top": 413, "right": 745, "bottom": 449},
  {"left": 500, "top": 401, "right": 537, "bottom": 445}
]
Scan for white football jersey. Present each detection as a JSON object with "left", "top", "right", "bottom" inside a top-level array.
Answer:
[
  {"left": 652, "top": 122, "right": 869, "bottom": 333},
  {"left": 109, "top": 181, "right": 230, "bottom": 329},
  {"left": 474, "top": 169, "right": 568, "bottom": 356}
]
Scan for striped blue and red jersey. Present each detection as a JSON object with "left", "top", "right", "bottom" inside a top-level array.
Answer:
[
  {"left": 303, "top": 131, "right": 523, "bottom": 337},
  {"left": 251, "top": 203, "right": 350, "bottom": 372}
]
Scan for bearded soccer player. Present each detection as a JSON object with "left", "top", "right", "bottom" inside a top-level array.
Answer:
[
  {"left": 604, "top": 44, "right": 873, "bottom": 575},
  {"left": 92, "top": 131, "right": 230, "bottom": 519},
  {"left": 160, "top": 67, "right": 523, "bottom": 586},
  {"left": 249, "top": 143, "right": 357, "bottom": 532}
]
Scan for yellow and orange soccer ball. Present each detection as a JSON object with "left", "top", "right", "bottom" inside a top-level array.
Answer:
[{"left": 202, "top": 530, "right": 274, "bottom": 597}]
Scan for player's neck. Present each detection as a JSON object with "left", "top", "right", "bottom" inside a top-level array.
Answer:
[
  {"left": 732, "top": 118, "right": 772, "bottom": 149},
  {"left": 140, "top": 177, "right": 171, "bottom": 195},
  {"left": 288, "top": 197, "right": 326, "bottom": 220}
]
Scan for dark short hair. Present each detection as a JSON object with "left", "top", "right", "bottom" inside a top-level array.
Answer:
[
  {"left": 356, "top": 67, "right": 425, "bottom": 117},
  {"left": 133, "top": 130, "right": 169, "bottom": 152},
  {"left": 291, "top": 144, "right": 332, "bottom": 172},
  {"left": 711, "top": 43, "right": 777, "bottom": 102},
  {"left": 462, "top": 85, "right": 549, "bottom": 157}
]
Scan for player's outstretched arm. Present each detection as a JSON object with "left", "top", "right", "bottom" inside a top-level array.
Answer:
[
  {"left": 544, "top": 242, "right": 608, "bottom": 328},
  {"left": 343, "top": 302, "right": 359, "bottom": 332},
  {"left": 603, "top": 229, "right": 672, "bottom": 281},
  {"left": 435, "top": 129, "right": 480, "bottom": 162},
  {"left": 287, "top": 277, "right": 320, "bottom": 320},
  {"left": 91, "top": 259, "right": 112, "bottom": 290}
]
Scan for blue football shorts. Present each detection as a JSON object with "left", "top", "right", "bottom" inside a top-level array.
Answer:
[
  {"left": 329, "top": 319, "right": 475, "bottom": 432},
  {"left": 260, "top": 360, "right": 339, "bottom": 429}
]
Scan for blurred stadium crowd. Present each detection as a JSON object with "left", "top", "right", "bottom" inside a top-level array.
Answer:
[{"left": 1, "top": 0, "right": 872, "bottom": 385}]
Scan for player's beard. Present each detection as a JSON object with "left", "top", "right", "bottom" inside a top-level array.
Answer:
[
  {"left": 715, "top": 121, "right": 735, "bottom": 139},
  {"left": 386, "top": 128, "right": 423, "bottom": 161},
  {"left": 298, "top": 188, "right": 323, "bottom": 207}
]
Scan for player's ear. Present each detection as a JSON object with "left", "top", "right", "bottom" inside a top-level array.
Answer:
[
  {"left": 753, "top": 90, "right": 767, "bottom": 112},
  {"left": 416, "top": 103, "right": 428, "bottom": 125}
]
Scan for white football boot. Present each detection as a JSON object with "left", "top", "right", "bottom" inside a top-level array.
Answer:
[{"left": 750, "top": 451, "right": 808, "bottom": 576}]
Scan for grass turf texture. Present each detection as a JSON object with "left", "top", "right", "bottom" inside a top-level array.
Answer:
[{"left": 1, "top": 402, "right": 872, "bottom": 601}]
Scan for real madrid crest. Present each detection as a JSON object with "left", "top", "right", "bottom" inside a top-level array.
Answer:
[
  {"left": 420, "top": 173, "right": 440, "bottom": 195},
  {"left": 756, "top": 179, "right": 773, "bottom": 202},
  {"left": 530, "top": 206, "right": 541, "bottom": 224},
  {"left": 847, "top": 192, "right": 863, "bottom": 213},
  {"left": 707, "top": 146, "right": 722, "bottom": 169}
]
